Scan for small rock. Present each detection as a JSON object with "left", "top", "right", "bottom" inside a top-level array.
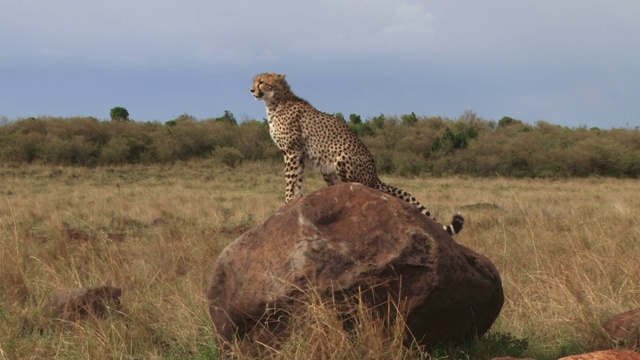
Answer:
[
  {"left": 602, "top": 308, "right": 640, "bottom": 347},
  {"left": 48, "top": 286, "right": 122, "bottom": 321}
]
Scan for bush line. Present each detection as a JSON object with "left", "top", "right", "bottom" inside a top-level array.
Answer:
[{"left": 1, "top": 112, "right": 638, "bottom": 178}]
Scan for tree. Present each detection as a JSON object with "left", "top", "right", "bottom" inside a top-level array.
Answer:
[
  {"left": 401, "top": 112, "right": 418, "bottom": 126},
  {"left": 498, "top": 116, "right": 521, "bottom": 128},
  {"left": 215, "top": 110, "right": 237, "bottom": 125},
  {"left": 349, "top": 113, "right": 362, "bottom": 124},
  {"left": 110, "top": 107, "right": 130, "bottom": 121},
  {"left": 370, "top": 114, "right": 386, "bottom": 129}
]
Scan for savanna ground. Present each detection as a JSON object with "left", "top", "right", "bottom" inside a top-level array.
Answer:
[{"left": 0, "top": 160, "right": 638, "bottom": 359}]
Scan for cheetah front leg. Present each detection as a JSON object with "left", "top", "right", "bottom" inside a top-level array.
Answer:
[{"left": 283, "top": 151, "right": 305, "bottom": 202}]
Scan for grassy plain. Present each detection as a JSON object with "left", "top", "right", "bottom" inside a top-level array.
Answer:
[{"left": 0, "top": 160, "right": 638, "bottom": 359}]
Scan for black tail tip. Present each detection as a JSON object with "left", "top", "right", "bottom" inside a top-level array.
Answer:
[{"left": 445, "top": 211, "right": 464, "bottom": 235}]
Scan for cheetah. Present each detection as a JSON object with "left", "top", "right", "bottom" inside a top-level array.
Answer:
[{"left": 250, "top": 73, "right": 464, "bottom": 235}]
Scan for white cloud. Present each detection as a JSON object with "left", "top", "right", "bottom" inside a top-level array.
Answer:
[
  {"left": 289, "top": 1, "right": 436, "bottom": 55},
  {"left": 1, "top": 0, "right": 639, "bottom": 127},
  {"left": 0, "top": 0, "right": 438, "bottom": 68},
  {"left": 257, "top": 49, "right": 278, "bottom": 63}
]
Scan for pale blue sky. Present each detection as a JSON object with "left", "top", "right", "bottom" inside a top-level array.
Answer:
[{"left": 1, "top": 0, "right": 639, "bottom": 128}]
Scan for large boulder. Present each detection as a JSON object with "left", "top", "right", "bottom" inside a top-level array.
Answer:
[{"left": 207, "top": 183, "right": 503, "bottom": 350}]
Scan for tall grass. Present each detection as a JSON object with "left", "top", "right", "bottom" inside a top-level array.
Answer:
[{"left": 0, "top": 161, "right": 638, "bottom": 359}]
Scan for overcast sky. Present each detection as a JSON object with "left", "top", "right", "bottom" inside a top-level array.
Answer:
[{"left": 1, "top": 0, "right": 639, "bottom": 128}]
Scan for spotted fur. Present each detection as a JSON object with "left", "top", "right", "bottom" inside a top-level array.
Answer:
[{"left": 251, "top": 73, "right": 464, "bottom": 235}]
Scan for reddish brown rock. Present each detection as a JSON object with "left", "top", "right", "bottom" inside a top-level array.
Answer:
[
  {"left": 48, "top": 286, "right": 122, "bottom": 321},
  {"left": 602, "top": 308, "right": 640, "bottom": 347},
  {"left": 207, "top": 183, "right": 503, "bottom": 350},
  {"left": 559, "top": 350, "right": 640, "bottom": 360}
]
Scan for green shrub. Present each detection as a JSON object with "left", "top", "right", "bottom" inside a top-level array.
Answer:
[
  {"left": 349, "top": 113, "right": 362, "bottom": 125},
  {"left": 235, "top": 120, "right": 274, "bottom": 161},
  {"left": 100, "top": 137, "right": 131, "bottom": 164},
  {"left": 349, "top": 122, "right": 375, "bottom": 137},
  {"left": 110, "top": 106, "right": 130, "bottom": 121},
  {"left": 369, "top": 114, "right": 386, "bottom": 129},
  {"left": 1, "top": 113, "right": 639, "bottom": 178},
  {"left": 215, "top": 146, "right": 244, "bottom": 168},
  {"left": 401, "top": 112, "right": 418, "bottom": 126},
  {"left": 215, "top": 110, "right": 237, "bottom": 126},
  {"left": 15, "top": 132, "right": 45, "bottom": 163},
  {"left": 392, "top": 151, "right": 426, "bottom": 177}
]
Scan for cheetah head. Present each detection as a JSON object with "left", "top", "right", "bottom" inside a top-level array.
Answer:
[{"left": 251, "top": 73, "right": 287, "bottom": 102}]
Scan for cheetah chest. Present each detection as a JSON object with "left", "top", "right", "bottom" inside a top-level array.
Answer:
[{"left": 268, "top": 116, "right": 337, "bottom": 176}]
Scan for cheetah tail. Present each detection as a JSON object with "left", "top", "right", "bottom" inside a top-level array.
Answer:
[{"left": 444, "top": 212, "right": 464, "bottom": 236}]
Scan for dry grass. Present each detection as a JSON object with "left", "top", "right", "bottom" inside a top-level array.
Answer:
[
  {"left": 1, "top": 160, "right": 639, "bottom": 359},
  {"left": 221, "top": 287, "right": 427, "bottom": 360}
]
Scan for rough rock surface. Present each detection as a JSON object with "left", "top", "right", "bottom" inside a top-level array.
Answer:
[
  {"left": 602, "top": 308, "right": 640, "bottom": 347},
  {"left": 559, "top": 350, "right": 640, "bottom": 360},
  {"left": 207, "top": 183, "right": 503, "bottom": 349},
  {"left": 47, "top": 286, "right": 122, "bottom": 321}
]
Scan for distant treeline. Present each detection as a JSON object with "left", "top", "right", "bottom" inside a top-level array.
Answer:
[{"left": 1, "top": 111, "right": 639, "bottom": 178}]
